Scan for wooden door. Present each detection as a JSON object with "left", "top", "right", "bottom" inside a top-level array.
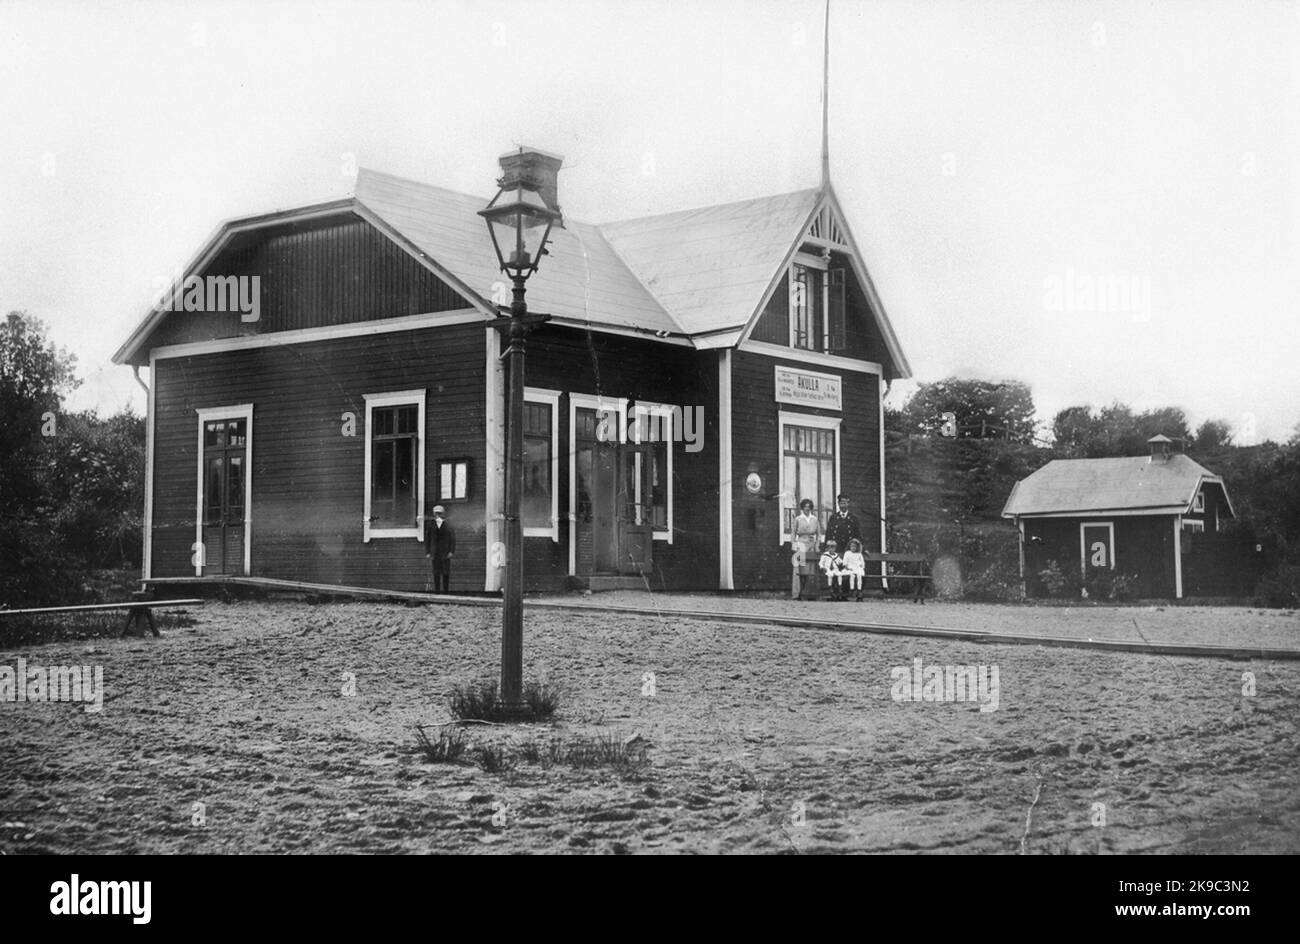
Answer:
[
  {"left": 574, "top": 407, "right": 619, "bottom": 574},
  {"left": 201, "top": 418, "right": 247, "bottom": 576},
  {"left": 1080, "top": 522, "right": 1114, "bottom": 581}
]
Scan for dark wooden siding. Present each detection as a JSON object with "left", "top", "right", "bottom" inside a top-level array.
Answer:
[
  {"left": 522, "top": 325, "right": 720, "bottom": 591},
  {"left": 1022, "top": 515, "right": 1177, "bottom": 598},
  {"left": 150, "top": 323, "right": 487, "bottom": 592},
  {"left": 142, "top": 216, "right": 470, "bottom": 354},
  {"left": 841, "top": 262, "right": 893, "bottom": 369},
  {"left": 730, "top": 349, "right": 881, "bottom": 591},
  {"left": 750, "top": 273, "right": 789, "bottom": 344}
]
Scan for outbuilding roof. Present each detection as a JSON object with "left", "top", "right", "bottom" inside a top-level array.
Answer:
[{"left": 1001, "top": 453, "right": 1234, "bottom": 518}]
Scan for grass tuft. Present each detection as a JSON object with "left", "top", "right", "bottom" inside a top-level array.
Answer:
[
  {"left": 413, "top": 725, "right": 467, "bottom": 764},
  {"left": 448, "top": 678, "right": 562, "bottom": 723}
]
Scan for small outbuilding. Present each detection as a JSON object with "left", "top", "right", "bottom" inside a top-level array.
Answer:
[{"left": 1002, "top": 436, "right": 1248, "bottom": 599}]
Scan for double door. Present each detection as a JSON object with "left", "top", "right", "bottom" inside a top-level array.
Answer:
[{"left": 574, "top": 407, "right": 652, "bottom": 575}]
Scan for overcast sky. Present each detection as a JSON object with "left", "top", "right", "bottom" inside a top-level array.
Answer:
[{"left": 2, "top": 0, "right": 1297, "bottom": 443}]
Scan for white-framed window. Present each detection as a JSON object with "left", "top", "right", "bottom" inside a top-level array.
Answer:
[
  {"left": 1182, "top": 519, "right": 1205, "bottom": 533},
  {"left": 1193, "top": 490, "right": 1205, "bottom": 513},
  {"left": 363, "top": 390, "right": 426, "bottom": 542},
  {"left": 630, "top": 400, "right": 676, "bottom": 543},
  {"left": 788, "top": 250, "right": 846, "bottom": 354},
  {"left": 523, "top": 387, "right": 561, "bottom": 541},
  {"left": 778, "top": 410, "right": 841, "bottom": 544}
]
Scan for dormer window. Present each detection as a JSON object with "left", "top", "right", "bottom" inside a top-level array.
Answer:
[
  {"left": 1193, "top": 490, "right": 1205, "bottom": 513},
  {"left": 789, "top": 251, "right": 845, "bottom": 353}
]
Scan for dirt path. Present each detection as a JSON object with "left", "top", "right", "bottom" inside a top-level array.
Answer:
[{"left": 1, "top": 600, "right": 1297, "bottom": 854}]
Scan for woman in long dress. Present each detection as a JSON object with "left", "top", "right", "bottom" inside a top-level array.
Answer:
[{"left": 791, "top": 498, "right": 821, "bottom": 600}]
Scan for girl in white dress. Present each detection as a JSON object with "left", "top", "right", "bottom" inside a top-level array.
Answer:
[{"left": 841, "top": 538, "right": 866, "bottom": 602}]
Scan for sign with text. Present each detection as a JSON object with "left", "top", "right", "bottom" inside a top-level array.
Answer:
[{"left": 774, "top": 366, "right": 842, "bottom": 411}]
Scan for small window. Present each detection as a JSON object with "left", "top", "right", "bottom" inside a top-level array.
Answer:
[
  {"left": 1193, "top": 491, "right": 1205, "bottom": 513},
  {"left": 1182, "top": 519, "right": 1205, "bottom": 533},
  {"left": 438, "top": 459, "right": 470, "bottom": 501}
]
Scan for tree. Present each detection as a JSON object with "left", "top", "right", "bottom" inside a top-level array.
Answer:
[
  {"left": 1051, "top": 402, "right": 1192, "bottom": 458},
  {"left": 1052, "top": 405, "right": 1105, "bottom": 457},
  {"left": 902, "top": 378, "right": 1038, "bottom": 442},
  {"left": 0, "top": 311, "right": 81, "bottom": 604},
  {"left": 1195, "top": 419, "right": 1233, "bottom": 453}
]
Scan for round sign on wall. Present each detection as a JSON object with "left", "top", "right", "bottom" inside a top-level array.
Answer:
[{"left": 745, "top": 472, "right": 762, "bottom": 494}]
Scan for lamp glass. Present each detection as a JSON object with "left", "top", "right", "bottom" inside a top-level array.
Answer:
[{"left": 483, "top": 187, "right": 557, "bottom": 274}]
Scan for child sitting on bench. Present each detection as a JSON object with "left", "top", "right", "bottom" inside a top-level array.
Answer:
[
  {"left": 819, "top": 540, "right": 846, "bottom": 600},
  {"left": 841, "top": 538, "right": 866, "bottom": 602}
]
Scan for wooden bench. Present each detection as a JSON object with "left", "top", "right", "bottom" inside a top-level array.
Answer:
[
  {"left": 862, "top": 553, "right": 932, "bottom": 603},
  {"left": 0, "top": 594, "right": 205, "bottom": 637}
]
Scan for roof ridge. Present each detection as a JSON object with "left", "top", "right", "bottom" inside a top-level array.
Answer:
[
  {"left": 598, "top": 186, "right": 822, "bottom": 229},
  {"left": 356, "top": 167, "right": 491, "bottom": 205}
]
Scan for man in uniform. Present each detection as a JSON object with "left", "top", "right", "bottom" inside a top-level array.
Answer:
[{"left": 825, "top": 494, "right": 861, "bottom": 560}]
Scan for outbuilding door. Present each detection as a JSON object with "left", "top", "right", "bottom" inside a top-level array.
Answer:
[
  {"left": 1080, "top": 522, "right": 1115, "bottom": 579},
  {"left": 198, "top": 412, "right": 250, "bottom": 576}
]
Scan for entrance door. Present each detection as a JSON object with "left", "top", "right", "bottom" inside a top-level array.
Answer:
[
  {"left": 200, "top": 417, "right": 248, "bottom": 576},
  {"left": 574, "top": 407, "right": 619, "bottom": 574},
  {"left": 1080, "top": 522, "right": 1114, "bottom": 580},
  {"left": 618, "top": 443, "right": 654, "bottom": 574}
]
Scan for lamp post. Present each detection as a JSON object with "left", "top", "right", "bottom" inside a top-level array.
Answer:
[{"left": 479, "top": 147, "right": 563, "bottom": 707}]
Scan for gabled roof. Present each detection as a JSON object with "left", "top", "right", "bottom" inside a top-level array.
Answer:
[
  {"left": 114, "top": 166, "right": 909, "bottom": 370},
  {"left": 600, "top": 188, "right": 820, "bottom": 342},
  {"left": 1001, "top": 453, "right": 1234, "bottom": 518},
  {"left": 355, "top": 169, "right": 684, "bottom": 339}
]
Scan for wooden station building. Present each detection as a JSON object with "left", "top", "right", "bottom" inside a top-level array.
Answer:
[{"left": 113, "top": 163, "right": 911, "bottom": 594}]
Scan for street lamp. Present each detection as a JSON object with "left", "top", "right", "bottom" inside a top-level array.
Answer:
[{"left": 479, "top": 146, "right": 563, "bottom": 707}]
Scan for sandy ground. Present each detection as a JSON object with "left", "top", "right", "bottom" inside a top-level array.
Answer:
[
  {"left": 1, "top": 599, "right": 1297, "bottom": 854},
  {"left": 539, "top": 591, "right": 1300, "bottom": 652}
]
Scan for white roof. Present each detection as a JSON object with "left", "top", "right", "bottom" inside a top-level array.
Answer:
[{"left": 114, "top": 167, "right": 909, "bottom": 372}]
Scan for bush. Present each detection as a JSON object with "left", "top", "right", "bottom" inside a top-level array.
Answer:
[
  {"left": 1254, "top": 565, "right": 1300, "bottom": 609},
  {"left": 1038, "top": 560, "right": 1070, "bottom": 597}
]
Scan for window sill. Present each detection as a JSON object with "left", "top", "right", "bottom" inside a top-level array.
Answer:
[{"left": 365, "top": 527, "right": 421, "bottom": 542}]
